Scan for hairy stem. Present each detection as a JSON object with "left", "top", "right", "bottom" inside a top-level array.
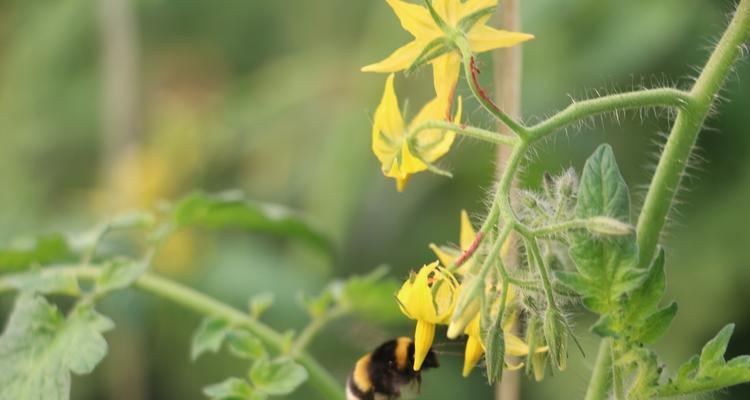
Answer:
[
  {"left": 527, "top": 88, "right": 690, "bottom": 142},
  {"left": 455, "top": 38, "right": 528, "bottom": 136},
  {"left": 409, "top": 120, "right": 519, "bottom": 147},
  {"left": 0, "top": 266, "right": 345, "bottom": 400},
  {"left": 636, "top": 0, "right": 750, "bottom": 268},
  {"left": 585, "top": 339, "right": 614, "bottom": 400},
  {"left": 290, "top": 305, "right": 349, "bottom": 357}
]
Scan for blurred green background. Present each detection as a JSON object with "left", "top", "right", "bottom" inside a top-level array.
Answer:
[{"left": 1, "top": 0, "right": 749, "bottom": 399}]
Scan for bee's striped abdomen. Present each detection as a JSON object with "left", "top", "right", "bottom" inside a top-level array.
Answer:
[{"left": 347, "top": 353, "right": 375, "bottom": 400}]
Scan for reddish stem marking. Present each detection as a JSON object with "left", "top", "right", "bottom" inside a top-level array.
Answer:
[
  {"left": 469, "top": 57, "right": 501, "bottom": 114},
  {"left": 454, "top": 231, "right": 484, "bottom": 268}
]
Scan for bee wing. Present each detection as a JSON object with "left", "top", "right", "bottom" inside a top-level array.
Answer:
[{"left": 398, "top": 378, "right": 422, "bottom": 399}]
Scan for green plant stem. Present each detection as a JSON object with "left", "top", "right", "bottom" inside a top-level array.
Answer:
[
  {"left": 0, "top": 266, "right": 345, "bottom": 400},
  {"left": 523, "top": 235, "right": 557, "bottom": 309},
  {"left": 527, "top": 89, "right": 690, "bottom": 142},
  {"left": 455, "top": 37, "right": 528, "bottom": 137},
  {"left": 290, "top": 305, "right": 349, "bottom": 357},
  {"left": 585, "top": 338, "right": 614, "bottom": 400},
  {"left": 409, "top": 120, "right": 519, "bottom": 147},
  {"left": 530, "top": 219, "right": 589, "bottom": 236},
  {"left": 636, "top": 0, "right": 750, "bottom": 268}
]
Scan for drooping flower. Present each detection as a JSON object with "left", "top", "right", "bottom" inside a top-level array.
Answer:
[
  {"left": 397, "top": 261, "right": 459, "bottom": 370},
  {"left": 461, "top": 286, "right": 548, "bottom": 377},
  {"left": 372, "top": 74, "right": 461, "bottom": 191},
  {"left": 362, "top": 0, "right": 534, "bottom": 97}
]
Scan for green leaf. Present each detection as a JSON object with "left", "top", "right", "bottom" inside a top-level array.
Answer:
[
  {"left": 226, "top": 330, "right": 266, "bottom": 360},
  {"left": 108, "top": 210, "right": 157, "bottom": 230},
  {"left": 568, "top": 144, "right": 639, "bottom": 313},
  {"left": 172, "top": 191, "right": 333, "bottom": 254},
  {"left": 575, "top": 144, "right": 630, "bottom": 222},
  {"left": 203, "top": 377, "right": 265, "bottom": 400},
  {"left": 3, "top": 268, "right": 80, "bottom": 295},
  {"left": 632, "top": 302, "right": 677, "bottom": 344},
  {"left": 554, "top": 271, "right": 596, "bottom": 298},
  {"left": 625, "top": 248, "right": 666, "bottom": 324},
  {"left": 250, "top": 357, "right": 308, "bottom": 396},
  {"left": 0, "top": 234, "right": 75, "bottom": 273},
  {"left": 626, "top": 348, "right": 660, "bottom": 400},
  {"left": 700, "top": 323, "right": 734, "bottom": 370},
  {"left": 192, "top": 317, "right": 231, "bottom": 361},
  {"left": 658, "top": 324, "right": 750, "bottom": 397},
  {"left": 300, "top": 289, "right": 334, "bottom": 319},
  {"left": 248, "top": 292, "right": 275, "bottom": 319},
  {"left": 336, "top": 266, "right": 400, "bottom": 322},
  {"left": 0, "top": 294, "right": 113, "bottom": 400},
  {"left": 590, "top": 315, "right": 619, "bottom": 338},
  {"left": 96, "top": 258, "right": 147, "bottom": 294}
]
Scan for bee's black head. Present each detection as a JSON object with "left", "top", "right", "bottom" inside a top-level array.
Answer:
[{"left": 418, "top": 346, "right": 440, "bottom": 370}]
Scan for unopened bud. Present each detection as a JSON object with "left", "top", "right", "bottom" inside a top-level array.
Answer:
[
  {"left": 543, "top": 308, "right": 569, "bottom": 371},
  {"left": 586, "top": 216, "right": 633, "bottom": 236}
]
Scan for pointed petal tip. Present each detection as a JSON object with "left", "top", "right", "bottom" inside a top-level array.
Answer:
[{"left": 446, "top": 323, "right": 462, "bottom": 339}]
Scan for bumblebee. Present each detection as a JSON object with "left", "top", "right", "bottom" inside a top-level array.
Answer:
[{"left": 346, "top": 337, "right": 439, "bottom": 400}]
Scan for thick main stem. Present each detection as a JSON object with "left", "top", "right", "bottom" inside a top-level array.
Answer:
[
  {"left": 636, "top": 0, "right": 750, "bottom": 268},
  {"left": 585, "top": 1, "right": 750, "bottom": 398}
]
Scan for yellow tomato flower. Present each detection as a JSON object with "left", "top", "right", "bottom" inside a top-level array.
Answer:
[
  {"left": 362, "top": 0, "right": 534, "bottom": 97},
  {"left": 461, "top": 286, "right": 548, "bottom": 377},
  {"left": 372, "top": 74, "right": 462, "bottom": 191},
  {"left": 397, "top": 261, "right": 459, "bottom": 370}
]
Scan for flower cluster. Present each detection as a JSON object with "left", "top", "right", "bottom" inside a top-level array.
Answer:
[
  {"left": 396, "top": 212, "right": 547, "bottom": 376},
  {"left": 363, "top": 0, "right": 533, "bottom": 190},
  {"left": 363, "top": 0, "right": 539, "bottom": 378}
]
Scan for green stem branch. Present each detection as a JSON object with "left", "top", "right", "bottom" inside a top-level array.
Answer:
[
  {"left": 409, "top": 120, "right": 519, "bottom": 147},
  {"left": 585, "top": 338, "right": 614, "bottom": 400},
  {"left": 455, "top": 37, "right": 528, "bottom": 137},
  {"left": 527, "top": 89, "right": 690, "bottom": 142}
]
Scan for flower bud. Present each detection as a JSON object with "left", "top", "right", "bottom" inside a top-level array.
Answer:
[
  {"left": 543, "top": 308, "right": 569, "bottom": 371},
  {"left": 586, "top": 216, "right": 633, "bottom": 236}
]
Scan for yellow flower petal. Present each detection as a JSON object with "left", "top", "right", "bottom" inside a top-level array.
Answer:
[
  {"left": 397, "top": 262, "right": 457, "bottom": 323},
  {"left": 429, "top": 243, "right": 457, "bottom": 268},
  {"left": 432, "top": 0, "right": 461, "bottom": 26},
  {"left": 408, "top": 96, "right": 456, "bottom": 164},
  {"left": 431, "top": 53, "right": 461, "bottom": 100},
  {"left": 372, "top": 74, "right": 406, "bottom": 181},
  {"left": 506, "top": 332, "right": 531, "bottom": 357},
  {"left": 462, "top": 334, "right": 484, "bottom": 377},
  {"left": 505, "top": 361, "right": 525, "bottom": 371},
  {"left": 459, "top": 210, "right": 477, "bottom": 250},
  {"left": 467, "top": 26, "right": 535, "bottom": 53},
  {"left": 414, "top": 319, "right": 436, "bottom": 371},
  {"left": 400, "top": 141, "right": 427, "bottom": 174},
  {"left": 385, "top": 0, "right": 441, "bottom": 39},
  {"left": 362, "top": 40, "right": 427, "bottom": 73},
  {"left": 396, "top": 175, "right": 410, "bottom": 192},
  {"left": 460, "top": 0, "right": 497, "bottom": 21}
]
